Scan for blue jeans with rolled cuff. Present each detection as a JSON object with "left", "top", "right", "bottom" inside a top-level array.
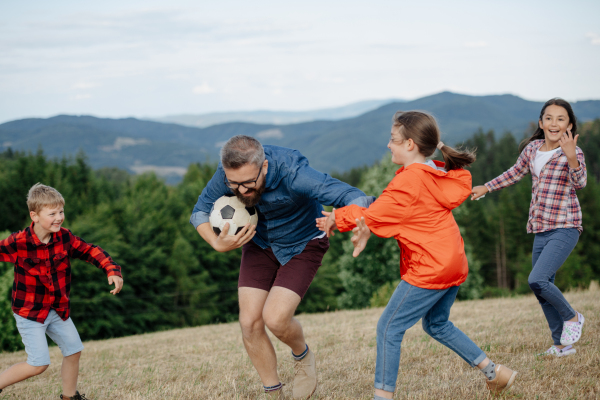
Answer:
[
  {"left": 529, "top": 228, "right": 579, "bottom": 345},
  {"left": 374, "top": 281, "right": 486, "bottom": 392}
]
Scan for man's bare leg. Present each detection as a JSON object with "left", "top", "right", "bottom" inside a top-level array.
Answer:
[
  {"left": 262, "top": 286, "right": 305, "bottom": 355},
  {"left": 238, "top": 287, "right": 280, "bottom": 386}
]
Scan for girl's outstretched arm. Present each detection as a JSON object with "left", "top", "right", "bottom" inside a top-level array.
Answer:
[{"left": 485, "top": 144, "right": 532, "bottom": 192}]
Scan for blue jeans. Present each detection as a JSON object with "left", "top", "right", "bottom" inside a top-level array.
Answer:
[
  {"left": 529, "top": 228, "right": 579, "bottom": 345},
  {"left": 375, "top": 281, "right": 486, "bottom": 392}
]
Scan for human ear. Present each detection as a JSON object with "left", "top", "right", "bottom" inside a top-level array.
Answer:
[
  {"left": 539, "top": 120, "right": 543, "bottom": 130},
  {"left": 568, "top": 123, "right": 573, "bottom": 131},
  {"left": 30, "top": 211, "right": 39, "bottom": 222}
]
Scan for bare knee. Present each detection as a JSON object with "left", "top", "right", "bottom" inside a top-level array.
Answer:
[
  {"left": 239, "top": 315, "right": 265, "bottom": 339},
  {"left": 65, "top": 351, "right": 82, "bottom": 361},
  {"left": 29, "top": 364, "right": 49, "bottom": 376},
  {"left": 263, "top": 312, "right": 291, "bottom": 336}
]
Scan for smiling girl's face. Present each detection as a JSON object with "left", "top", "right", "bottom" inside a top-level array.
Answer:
[{"left": 539, "top": 104, "right": 573, "bottom": 149}]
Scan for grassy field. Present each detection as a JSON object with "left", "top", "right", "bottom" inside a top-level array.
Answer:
[{"left": 0, "top": 287, "right": 598, "bottom": 399}]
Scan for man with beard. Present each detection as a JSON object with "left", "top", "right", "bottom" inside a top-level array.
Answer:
[{"left": 190, "top": 135, "right": 373, "bottom": 399}]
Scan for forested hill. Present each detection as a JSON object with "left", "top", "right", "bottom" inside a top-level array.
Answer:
[
  {"left": 1, "top": 92, "right": 599, "bottom": 180},
  {"left": 1, "top": 119, "right": 599, "bottom": 351}
]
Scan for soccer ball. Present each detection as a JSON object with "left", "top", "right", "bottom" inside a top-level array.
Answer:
[{"left": 209, "top": 195, "right": 258, "bottom": 236}]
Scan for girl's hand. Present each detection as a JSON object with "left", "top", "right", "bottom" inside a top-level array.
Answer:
[
  {"left": 316, "top": 216, "right": 328, "bottom": 231},
  {"left": 319, "top": 209, "right": 338, "bottom": 237},
  {"left": 559, "top": 129, "right": 580, "bottom": 168},
  {"left": 471, "top": 185, "right": 489, "bottom": 200},
  {"left": 350, "top": 217, "right": 371, "bottom": 257}
]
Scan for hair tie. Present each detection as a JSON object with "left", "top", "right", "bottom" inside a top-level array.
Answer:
[{"left": 437, "top": 141, "right": 445, "bottom": 150}]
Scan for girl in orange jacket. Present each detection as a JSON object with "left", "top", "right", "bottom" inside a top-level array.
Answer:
[{"left": 317, "top": 111, "right": 517, "bottom": 398}]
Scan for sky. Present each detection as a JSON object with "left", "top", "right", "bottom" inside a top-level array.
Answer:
[{"left": 1, "top": 0, "right": 599, "bottom": 123}]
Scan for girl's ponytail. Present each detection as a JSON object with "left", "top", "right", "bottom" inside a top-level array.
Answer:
[
  {"left": 437, "top": 141, "right": 476, "bottom": 171},
  {"left": 392, "top": 111, "right": 476, "bottom": 171}
]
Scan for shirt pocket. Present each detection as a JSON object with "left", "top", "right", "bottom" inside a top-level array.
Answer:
[{"left": 52, "top": 251, "right": 70, "bottom": 271}]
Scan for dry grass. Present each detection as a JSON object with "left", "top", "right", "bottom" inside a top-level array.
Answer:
[{"left": 1, "top": 288, "right": 599, "bottom": 399}]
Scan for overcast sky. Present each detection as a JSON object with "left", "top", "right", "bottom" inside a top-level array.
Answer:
[{"left": 1, "top": 0, "right": 599, "bottom": 123}]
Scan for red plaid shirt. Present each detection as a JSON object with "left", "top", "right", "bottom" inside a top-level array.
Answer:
[
  {"left": 0, "top": 223, "right": 121, "bottom": 323},
  {"left": 485, "top": 140, "right": 587, "bottom": 234}
]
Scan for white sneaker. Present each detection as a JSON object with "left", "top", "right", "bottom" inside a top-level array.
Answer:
[
  {"left": 538, "top": 345, "right": 576, "bottom": 357},
  {"left": 561, "top": 312, "right": 585, "bottom": 345}
]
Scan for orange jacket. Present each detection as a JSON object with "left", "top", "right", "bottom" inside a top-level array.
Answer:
[{"left": 335, "top": 161, "right": 471, "bottom": 290}]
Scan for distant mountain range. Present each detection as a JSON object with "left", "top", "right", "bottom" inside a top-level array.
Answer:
[
  {"left": 148, "top": 99, "right": 401, "bottom": 127},
  {"left": 2, "top": 92, "right": 599, "bottom": 182}
]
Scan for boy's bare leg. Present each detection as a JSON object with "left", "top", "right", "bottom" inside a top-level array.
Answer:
[
  {"left": 61, "top": 351, "right": 81, "bottom": 396},
  {"left": 238, "top": 287, "right": 280, "bottom": 387},
  {"left": 262, "top": 286, "right": 305, "bottom": 355},
  {"left": 0, "top": 362, "right": 49, "bottom": 389}
]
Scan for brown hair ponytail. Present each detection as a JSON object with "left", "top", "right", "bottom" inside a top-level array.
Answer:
[{"left": 392, "top": 111, "right": 476, "bottom": 170}]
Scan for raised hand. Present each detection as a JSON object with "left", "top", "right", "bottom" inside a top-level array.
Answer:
[
  {"left": 559, "top": 129, "right": 580, "bottom": 168},
  {"left": 471, "top": 185, "right": 489, "bottom": 201},
  {"left": 350, "top": 217, "right": 371, "bottom": 257}
]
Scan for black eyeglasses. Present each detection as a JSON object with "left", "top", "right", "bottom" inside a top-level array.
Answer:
[{"left": 224, "top": 168, "right": 263, "bottom": 190}]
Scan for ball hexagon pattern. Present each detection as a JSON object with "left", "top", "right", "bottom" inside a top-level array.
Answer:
[{"left": 209, "top": 195, "right": 258, "bottom": 236}]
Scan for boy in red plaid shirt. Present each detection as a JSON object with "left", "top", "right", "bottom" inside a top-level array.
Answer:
[{"left": 0, "top": 183, "right": 123, "bottom": 400}]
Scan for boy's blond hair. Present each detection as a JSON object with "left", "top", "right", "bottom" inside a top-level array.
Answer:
[{"left": 27, "top": 183, "right": 65, "bottom": 213}]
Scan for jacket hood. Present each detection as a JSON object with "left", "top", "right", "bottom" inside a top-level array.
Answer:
[{"left": 397, "top": 160, "right": 472, "bottom": 210}]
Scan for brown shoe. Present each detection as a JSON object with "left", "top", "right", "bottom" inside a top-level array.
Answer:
[
  {"left": 486, "top": 365, "right": 517, "bottom": 394},
  {"left": 292, "top": 348, "right": 317, "bottom": 399},
  {"left": 60, "top": 391, "right": 89, "bottom": 400},
  {"left": 265, "top": 387, "right": 285, "bottom": 399}
]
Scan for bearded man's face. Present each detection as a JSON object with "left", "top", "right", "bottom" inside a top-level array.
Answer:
[
  {"left": 224, "top": 162, "right": 267, "bottom": 207},
  {"left": 233, "top": 179, "right": 266, "bottom": 207}
]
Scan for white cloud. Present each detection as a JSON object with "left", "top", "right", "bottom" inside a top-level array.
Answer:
[
  {"left": 193, "top": 83, "right": 215, "bottom": 94},
  {"left": 586, "top": 32, "right": 600, "bottom": 45},
  {"left": 463, "top": 40, "right": 488, "bottom": 48},
  {"left": 72, "top": 93, "right": 92, "bottom": 100}
]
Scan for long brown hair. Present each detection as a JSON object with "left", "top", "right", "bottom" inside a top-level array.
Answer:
[
  {"left": 519, "top": 98, "right": 578, "bottom": 152},
  {"left": 392, "top": 111, "right": 476, "bottom": 170}
]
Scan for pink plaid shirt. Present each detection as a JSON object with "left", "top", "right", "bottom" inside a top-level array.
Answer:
[{"left": 485, "top": 140, "right": 586, "bottom": 234}]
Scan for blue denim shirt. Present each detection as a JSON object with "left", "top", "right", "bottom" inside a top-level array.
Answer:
[{"left": 190, "top": 145, "right": 375, "bottom": 265}]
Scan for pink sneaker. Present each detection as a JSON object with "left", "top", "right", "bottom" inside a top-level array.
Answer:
[{"left": 560, "top": 312, "right": 584, "bottom": 346}]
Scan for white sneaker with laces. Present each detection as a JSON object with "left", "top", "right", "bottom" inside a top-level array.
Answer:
[{"left": 539, "top": 345, "right": 576, "bottom": 357}]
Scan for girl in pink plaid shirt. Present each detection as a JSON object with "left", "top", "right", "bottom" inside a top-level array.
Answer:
[{"left": 472, "top": 98, "right": 587, "bottom": 358}]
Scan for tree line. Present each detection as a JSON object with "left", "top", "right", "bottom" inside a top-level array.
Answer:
[{"left": 1, "top": 119, "right": 599, "bottom": 352}]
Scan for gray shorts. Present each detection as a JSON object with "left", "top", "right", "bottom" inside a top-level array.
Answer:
[{"left": 14, "top": 309, "right": 84, "bottom": 366}]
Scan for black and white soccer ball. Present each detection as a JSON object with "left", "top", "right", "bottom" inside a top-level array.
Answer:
[{"left": 209, "top": 195, "right": 258, "bottom": 236}]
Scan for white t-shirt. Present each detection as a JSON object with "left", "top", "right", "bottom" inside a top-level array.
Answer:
[{"left": 533, "top": 147, "right": 561, "bottom": 177}]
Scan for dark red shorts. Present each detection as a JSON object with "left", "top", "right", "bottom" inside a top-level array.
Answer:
[{"left": 239, "top": 237, "right": 330, "bottom": 298}]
